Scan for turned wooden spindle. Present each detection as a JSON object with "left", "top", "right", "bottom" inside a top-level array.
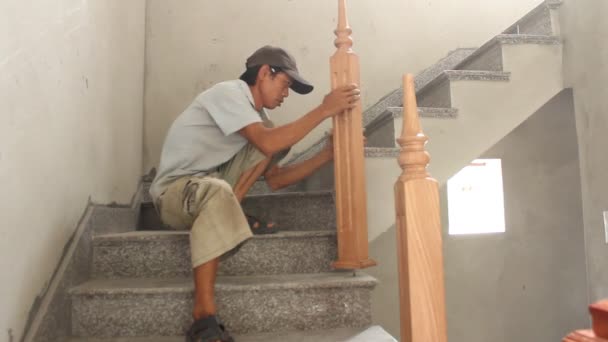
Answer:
[
  {"left": 564, "top": 300, "right": 608, "bottom": 341},
  {"left": 394, "top": 74, "right": 447, "bottom": 342},
  {"left": 329, "top": 0, "right": 375, "bottom": 270}
]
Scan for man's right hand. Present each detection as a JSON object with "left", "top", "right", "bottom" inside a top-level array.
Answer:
[{"left": 320, "top": 84, "right": 361, "bottom": 118}]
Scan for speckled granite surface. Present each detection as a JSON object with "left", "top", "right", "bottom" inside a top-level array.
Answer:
[
  {"left": 241, "top": 191, "right": 336, "bottom": 231},
  {"left": 363, "top": 148, "right": 401, "bottom": 159},
  {"left": 70, "top": 273, "right": 377, "bottom": 337},
  {"left": 388, "top": 106, "right": 459, "bottom": 119},
  {"left": 67, "top": 325, "right": 396, "bottom": 341},
  {"left": 90, "top": 205, "right": 138, "bottom": 235},
  {"left": 503, "top": 0, "right": 562, "bottom": 35},
  {"left": 92, "top": 230, "right": 337, "bottom": 278}
]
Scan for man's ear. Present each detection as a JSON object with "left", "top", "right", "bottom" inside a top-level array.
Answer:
[{"left": 257, "top": 64, "right": 272, "bottom": 81}]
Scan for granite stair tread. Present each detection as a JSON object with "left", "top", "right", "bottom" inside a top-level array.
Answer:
[
  {"left": 94, "top": 229, "right": 336, "bottom": 242},
  {"left": 387, "top": 106, "right": 458, "bottom": 119},
  {"left": 92, "top": 229, "right": 337, "bottom": 278},
  {"left": 67, "top": 325, "right": 396, "bottom": 341},
  {"left": 69, "top": 273, "right": 377, "bottom": 336},
  {"left": 364, "top": 147, "right": 401, "bottom": 158},
  {"left": 70, "top": 272, "right": 377, "bottom": 295}
]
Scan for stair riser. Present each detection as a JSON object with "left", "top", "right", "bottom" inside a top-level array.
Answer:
[
  {"left": 242, "top": 193, "right": 336, "bottom": 231},
  {"left": 504, "top": 5, "right": 554, "bottom": 36},
  {"left": 71, "top": 287, "right": 372, "bottom": 337},
  {"left": 139, "top": 193, "right": 336, "bottom": 231},
  {"left": 92, "top": 234, "right": 337, "bottom": 278},
  {"left": 417, "top": 79, "right": 452, "bottom": 108},
  {"left": 366, "top": 115, "right": 396, "bottom": 148},
  {"left": 458, "top": 42, "right": 504, "bottom": 72}
]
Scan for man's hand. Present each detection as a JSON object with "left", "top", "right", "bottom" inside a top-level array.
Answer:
[{"left": 319, "top": 84, "right": 360, "bottom": 118}]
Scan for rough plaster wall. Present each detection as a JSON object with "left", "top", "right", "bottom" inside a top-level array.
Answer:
[
  {"left": 143, "top": 0, "right": 542, "bottom": 172},
  {"left": 0, "top": 1, "right": 146, "bottom": 340},
  {"left": 367, "top": 91, "right": 588, "bottom": 341},
  {"left": 560, "top": 0, "right": 608, "bottom": 302}
]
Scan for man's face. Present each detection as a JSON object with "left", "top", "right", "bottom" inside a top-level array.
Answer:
[{"left": 260, "top": 67, "right": 293, "bottom": 109}]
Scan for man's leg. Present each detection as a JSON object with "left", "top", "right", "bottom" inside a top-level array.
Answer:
[
  {"left": 192, "top": 258, "right": 219, "bottom": 319},
  {"left": 191, "top": 155, "right": 272, "bottom": 320},
  {"left": 233, "top": 155, "right": 272, "bottom": 202}
]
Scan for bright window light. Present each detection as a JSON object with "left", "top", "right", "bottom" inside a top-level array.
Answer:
[{"left": 447, "top": 159, "right": 505, "bottom": 235}]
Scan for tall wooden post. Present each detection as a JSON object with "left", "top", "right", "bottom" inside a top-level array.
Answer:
[
  {"left": 394, "top": 74, "right": 447, "bottom": 342},
  {"left": 564, "top": 300, "right": 608, "bottom": 341},
  {"left": 330, "top": 0, "right": 375, "bottom": 270}
]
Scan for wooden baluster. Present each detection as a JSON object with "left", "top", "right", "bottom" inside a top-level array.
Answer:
[
  {"left": 564, "top": 300, "right": 608, "bottom": 341},
  {"left": 394, "top": 74, "right": 447, "bottom": 342},
  {"left": 330, "top": 0, "right": 376, "bottom": 270}
]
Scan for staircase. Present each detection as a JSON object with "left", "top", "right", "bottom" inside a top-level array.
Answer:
[
  {"left": 53, "top": 1, "right": 566, "bottom": 341},
  {"left": 66, "top": 188, "right": 393, "bottom": 341},
  {"left": 290, "top": 0, "right": 565, "bottom": 242}
]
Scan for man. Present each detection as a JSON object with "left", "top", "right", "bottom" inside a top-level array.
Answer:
[{"left": 150, "top": 45, "right": 360, "bottom": 342}]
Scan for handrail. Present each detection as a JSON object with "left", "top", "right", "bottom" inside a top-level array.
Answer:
[
  {"left": 394, "top": 74, "right": 448, "bottom": 342},
  {"left": 330, "top": 0, "right": 376, "bottom": 270},
  {"left": 564, "top": 300, "right": 608, "bottom": 341}
]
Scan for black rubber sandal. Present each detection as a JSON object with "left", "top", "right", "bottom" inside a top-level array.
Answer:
[
  {"left": 245, "top": 213, "right": 279, "bottom": 235},
  {"left": 185, "top": 316, "right": 234, "bottom": 342}
]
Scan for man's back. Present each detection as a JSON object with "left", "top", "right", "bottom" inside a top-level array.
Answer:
[{"left": 150, "top": 79, "right": 265, "bottom": 202}]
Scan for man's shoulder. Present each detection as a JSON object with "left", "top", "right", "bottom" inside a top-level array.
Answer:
[{"left": 200, "top": 79, "right": 248, "bottom": 99}]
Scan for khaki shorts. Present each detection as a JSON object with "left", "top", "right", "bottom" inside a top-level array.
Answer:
[{"left": 157, "top": 144, "right": 288, "bottom": 268}]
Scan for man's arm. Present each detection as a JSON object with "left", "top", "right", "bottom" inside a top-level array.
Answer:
[
  {"left": 239, "top": 84, "right": 359, "bottom": 156},
  {"left": 264, "top": 144, "right": 333, "bottom": 191}
]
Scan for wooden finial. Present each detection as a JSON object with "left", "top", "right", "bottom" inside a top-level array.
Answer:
[
  {"left": 397, "top": 74, "right": 430, "bottom": 181},
  {"left": 334, "top": 0, "right": 353, "bottom": 51}
]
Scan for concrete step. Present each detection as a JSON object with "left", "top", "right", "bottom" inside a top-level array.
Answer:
[
  {"left": 67, "top": 325, "right": 396, "bottom": 341},
  {"left": 92, "top": 230, "right": 337, "bottom": 278},
  {"left": 69, "top": 272, "right": 377, "bottom": 338},
  {"left": 503, "top": 0, "right": 562, "bottom": 36},
  {"left": 456, "top": 34, "right": 560, "bottom": 72},
  {"left": 365, "top": 107, "right": 458, "bottom": 148},
  {"left": 139, "top": 191, "right": 336, "bottom": 231},
  {"left": 417, "top": 70, "right": 511, "bottom": 108}
]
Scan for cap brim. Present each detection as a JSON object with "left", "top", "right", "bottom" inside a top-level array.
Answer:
[{"left": 284, "top": 69, "right": 314, "bottom": 95}]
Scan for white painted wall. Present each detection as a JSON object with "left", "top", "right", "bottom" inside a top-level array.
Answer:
[
  {"left": 560, "top": 0, "right": 608, "bottom": 303},
  {"left": 143, "top": 0, "right": 543, "bottom": 172},
  {"left": 0, "top": 1, "right": 146, "bottom": 340}
]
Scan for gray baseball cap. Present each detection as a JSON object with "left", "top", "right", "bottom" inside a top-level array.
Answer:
[{"left": 246, "top": 45, "right": 314, "bottom": 95}]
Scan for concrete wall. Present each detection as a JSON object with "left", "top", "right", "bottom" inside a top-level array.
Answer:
[
  {"left": 560, "top": 0, "right": 608, "bottom": 303},
  {"left": 367, "top": 91, "right": 589, "bottom": 341},
  {"left": 0, "top": 1, "right": 146, "bottom": 340},
  {"left": 143, "top": 0, "right": 543, "bottom": 172}
]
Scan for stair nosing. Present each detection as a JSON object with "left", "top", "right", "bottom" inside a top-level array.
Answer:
[
  {"left": 243, "top": 190, "right": 333, "bottom": 199},
  {"left": 364, "top": 147, "right": 401, "bottom": 158},
  {"left": 93, "top": 230, "right": 337, "bottom": 244},
  {"left": 69, "top": 272, "right": 378, "bottom": 295},
  {"left": 387, "top": 106, "right": 458, "bottom": 119}
]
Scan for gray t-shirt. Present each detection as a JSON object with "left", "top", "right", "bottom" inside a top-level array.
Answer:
[{"left": 150, "top": 80, "right": 267, "bottom": 202}]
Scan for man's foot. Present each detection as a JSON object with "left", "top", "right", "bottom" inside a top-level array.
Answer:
[
  {"left": 245, "top": 213, "right": 279, "bottom": 234},
  {"left": 185, "top": 315, "right": 234, "bottom": 342}
]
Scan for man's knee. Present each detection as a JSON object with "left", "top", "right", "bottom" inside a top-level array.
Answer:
[{"left": 184, "top": 177, "right": 235, "bottom": 217}]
